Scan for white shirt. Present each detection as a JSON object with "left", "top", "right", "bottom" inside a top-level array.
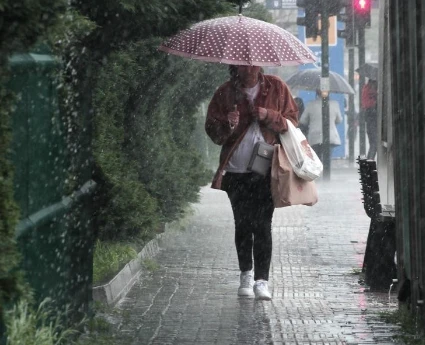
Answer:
[
  {"left": 225, "top": 83, "right": 265, "bottom": 173},
  {"left": 243, "top": 83, "right": 260, "bottom": 104}
]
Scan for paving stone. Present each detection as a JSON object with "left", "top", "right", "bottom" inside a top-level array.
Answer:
[{"left": 102, "top": 167, "right": 406, "bottom": 345}]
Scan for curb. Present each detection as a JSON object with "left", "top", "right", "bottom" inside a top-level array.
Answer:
[{"left": 92, "top": 219, "right": 187, "bottom": 306}]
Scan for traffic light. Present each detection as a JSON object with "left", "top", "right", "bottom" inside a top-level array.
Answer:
[
  {"left": 337, "top": 1, "right": 355, "bottom": 46},
  {"left": 353, "top": 0, "right": 371, "bottom": 27},
  {"left": 296, "top": 0, "right": 320, "bottom": 40},
  {"left": 328, "top": 0, "right": 346, "bottom": 16}
]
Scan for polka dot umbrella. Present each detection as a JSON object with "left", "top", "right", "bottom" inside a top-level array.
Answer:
[{"left": 158, "top": 15, "right": 317, "bottom": 66}]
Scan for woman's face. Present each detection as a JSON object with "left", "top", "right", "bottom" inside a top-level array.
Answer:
[{"left": 236, "top": 65, "right": 260, "bottom": 87}]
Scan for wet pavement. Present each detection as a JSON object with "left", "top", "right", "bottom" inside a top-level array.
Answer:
[{"left": 101, "top": 166, "right": 404, "bottom": 345}]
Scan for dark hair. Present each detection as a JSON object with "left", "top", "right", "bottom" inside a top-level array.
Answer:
[
  {"left": 228, "top": 65, "right": 264, "bottom": 80},
  {"left": 229, "top": 65, "right": 238, "bottom": 81}
]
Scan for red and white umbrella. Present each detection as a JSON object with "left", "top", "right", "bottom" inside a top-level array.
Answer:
[{"left": 158, "top": 15, "right": 316, "bottom": 66}]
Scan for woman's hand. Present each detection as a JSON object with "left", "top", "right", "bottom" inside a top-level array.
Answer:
[
  {"left": 252, "top": 107, "right": 268, "bottom": 121},
  {"left": 227, "top": 109, "right": 240, "bottom": 129}
]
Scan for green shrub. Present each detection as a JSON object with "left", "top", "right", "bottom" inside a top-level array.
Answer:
[
  {"left": 0, "top": 0, "right": 67, "bottom": 60},
  {"left": 66, "top": 0, "right": 270, "bottom": 244},
  {"left": 92, "top": 49, "right": 160, "bottom": 241},
  {"left": 92, "top": 38, "right": 228, "bottom": 241}
]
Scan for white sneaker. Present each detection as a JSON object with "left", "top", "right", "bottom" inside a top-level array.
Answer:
[
  {"left": 253, "top": 280, "right": 271, "bottom": 301},
  {"left": 238, "top": 270, "right": 254, "bottom": 296}
]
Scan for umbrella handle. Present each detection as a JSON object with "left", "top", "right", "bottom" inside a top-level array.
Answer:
[{"left": 229, "top": 104, "right": 238, "bottom": 130}]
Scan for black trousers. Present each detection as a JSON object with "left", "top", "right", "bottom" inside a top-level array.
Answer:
[
  {"left": 222, "top": 172, "right": 275, "bottom": 281},
  {"left": 365, "top": 108, "right": 377, "bottom": 160}
]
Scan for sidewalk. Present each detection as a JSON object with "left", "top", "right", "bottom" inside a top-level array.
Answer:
[{"left": 101, "top": 166, "right": 403, "bottom": 345}]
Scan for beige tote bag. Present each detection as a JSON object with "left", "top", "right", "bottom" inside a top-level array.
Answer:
[{"left": 271, "top": 144, "right": 318, "bottom": 208}]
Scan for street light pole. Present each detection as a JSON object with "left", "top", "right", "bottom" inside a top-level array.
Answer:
[
  {"left": 348, "top": 46, "right": 355, "bottom": 164},
  {"left": 320, "top": 0, "right": 330, "bottom": 181},
  {"left": 358, "top": 26, "right": 366, "bottom": 157}
]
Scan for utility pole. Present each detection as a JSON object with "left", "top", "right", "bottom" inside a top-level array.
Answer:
[
  {"left": 337, "top": 0, "right": 371, "bottom": 160},
  {"left": 348, "top": 46, "right": 355, "bottom": 164},
  {"left": 320, "top": 0, "right": 331, "bottom": 181},
  {"left": 297, "top": 0, "right": 356, "bottom": 179},
  {"left": 337, "top": 1, "right": 356, "bottom": 165},
  {"left": 352, "top": 0, "right": 372, "bottom": 157},
  {"left": 358, "top": 26, "right": 366, "bottom": 157}
]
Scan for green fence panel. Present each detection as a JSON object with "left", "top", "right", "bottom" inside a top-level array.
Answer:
[
  {"left": 9, "top": 53, "right": 66, "bottom": 216},
  {"left": 8, "top": 53, "right": 95, "bottom": 321}
]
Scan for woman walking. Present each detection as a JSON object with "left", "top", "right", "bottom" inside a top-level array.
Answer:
[{"left": 205, "top": 65, "right": 298, "bottom": 300}]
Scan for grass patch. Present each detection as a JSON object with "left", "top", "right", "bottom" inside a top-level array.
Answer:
[
  {"left": 76, "top": 335, "right": 120, "bottom": 345},
  {"left": 350, "top": 267, "right": 362, "bottom": 275},
  {"left": 349, "top": 267, "right": 366, "bottom": 286},
  {"left": 142, "top": 258, "right": 160, "bottom": 272},
  {"left": 92, "top": 301, "right": 111, "bottom": 314},
  {"left": 5, "top": 298, "right": 79, "bottom": 345},
  {"left": 74, "top": 302, "right": 132, "bottom": 345},
  {"left": 85, "top": 317, "right": 111, "bottom": 333},
  {"left": 93, "top": 240, "right": 138, "bottom": 285},
  {"left": 5, "top": 298, "right": 129, "bottom": 345},
  {"left": 379, "top": 305, "right": 425, "bottom": 345},
  {"left": 92, "top": 205, "right": 195, "bottom": 285}
]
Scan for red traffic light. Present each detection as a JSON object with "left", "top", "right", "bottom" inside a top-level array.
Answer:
[
  {"left": 353, "top": 0, "right": 371, "bottom": 12},
  {"left": 353, "top": 0, "right": 371, "bottom": 27}
]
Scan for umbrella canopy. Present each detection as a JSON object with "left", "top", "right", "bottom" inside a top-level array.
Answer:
[
  {"left": 356, "top": 62, "right": 378, "bottom": 80},
  {"left": 158, "top": 15, "right": 316, "bottom": 66},
  {"left": 285, "top": 69, "right": 355, "bottom": 94}
]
